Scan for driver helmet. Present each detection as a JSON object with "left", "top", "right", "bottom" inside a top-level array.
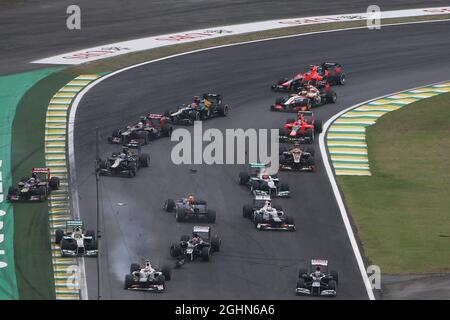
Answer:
[
  {"left": 191, "top": 102, "right": 198, "bottom": 109},
  {"left": 193, "top": 96, "right": 201, "bottom": 103},
  {"left": 29, "top": 177, "right": 36, "bottom": 184},
  {"left": 314, "top": 266, "right": 321, "bottom": 277}
]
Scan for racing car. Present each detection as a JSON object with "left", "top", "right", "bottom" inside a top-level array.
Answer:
[
  {"left": 271, "top": 62, "right": 346, "bottom": 92},
  {"left": 98, "top": 141, "right": 149, "bottom": 177},
  {"left": 124, "top": 260, "right": 171, "bottom": 292},
  {"left": 279, "top": 112, "right": 323, "bottom": 144},
  {"left": 296, "top": 259, "right": 338, "bottom": 297},
  {"left": 242, "top": 195, "right": 274, "bottom": 218},
  {"left": 165, "top": 93, "right": 229, "bottom": 125},
  {"left": 170, "top": 226, "right": 221, "bottom": 262},
  {"left": 253, "top": 200, "right": 295, "bottom": 231},
  {"left": 54, "top": 220, "right": 98, "bottom": 257},
  {"left": 239, "top": 163, "right": 290, "bottom": 198},
  {"left": 108, "top": 114, "right": 172, "bottom": 145},
  {"left": 163, "top": 194, "right": 216, "bottom": 223},
  {"left": 279, "top": 144, "right": 316, "bottom": 172},
  {"left": 270, "top": 82, "right": 337, "bottom": 112},
  {"left": 7, "top": 168, "right": 60, "bottom": 202}
]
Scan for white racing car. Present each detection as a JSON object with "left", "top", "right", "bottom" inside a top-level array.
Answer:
[
  {"left": 55, "top": 220, "right": 98, "bottom": 257},
  {"left": 296, "top": 259, "right": 338, "bottom": 297},
  {"left": 252, "top": 200, "right": 295, "bottom": 231},
  {"left": 124, "top": 260, "right": 172, "bottom": 292}
]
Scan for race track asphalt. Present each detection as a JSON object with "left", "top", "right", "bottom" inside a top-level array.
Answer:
[
  {"left": 72, "top": 21, "right": 450, "bottom": 299},
  {"left": 1, "top": 0, "right": 448, "bottom": 74}
]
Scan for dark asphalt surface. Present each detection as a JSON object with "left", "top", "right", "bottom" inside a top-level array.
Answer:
[
  {"left": 1, "top": 0, "right": 449, "bottom": 74},
  {"left": 73, "top": 21, "right": 450, "bottom": 299}
]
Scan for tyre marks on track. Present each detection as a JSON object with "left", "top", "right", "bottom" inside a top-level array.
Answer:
[
  {"left": 45, "top": 75, "right": 100, "bottom": 300},
  {"left": 327, "top": 81, "right": 450, "bottom": 176}
]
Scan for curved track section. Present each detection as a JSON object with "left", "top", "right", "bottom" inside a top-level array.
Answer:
[{"left": 73, "top": 21, "right": 450, "bottom": 299}]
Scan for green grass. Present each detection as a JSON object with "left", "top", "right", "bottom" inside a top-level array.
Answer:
[
  {"left": 338, "top": 92, "right": 450, "bottom": 274},
  {"left": 10, "top": 69, "right": 77, "bottom": 299}
]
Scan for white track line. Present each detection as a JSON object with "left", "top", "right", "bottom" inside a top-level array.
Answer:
[
  {"left": 319, "top": 80, "right": 449, "bottom": 300},
  {"left": 68, "top": 19, "right": 450, "bottom": 300}
]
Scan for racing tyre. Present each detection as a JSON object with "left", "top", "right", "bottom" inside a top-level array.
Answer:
[
  {"left": 330, "top": 270, "right": 339, "bottom": 284},
  {"left": 285, "top": 215, "right": 294, "bottom": 225},
  {"left": 139, "top": 153, "right": 150, "bottom": 167},
  {"left": 238, "top": 172, "right": 249, "bottom": 185},
  {"left": 218, "top": 104, "right": 229, "bottom": 116},
  {"left": 314, "top": 121, "right": 323, "bottom": 133},
  {"left": 170, "top": 244, "right": 182, "bottom": 257},
  {"left": 49, "top": 177, "right": 60, "bottom": 191},
  {"left": 180, "top": 235, "right": 190, "bottom": 242},
  {"left": 85, "top": 239, "right": 98, "bottom": 251},
  {"left": 161, "top": 266, "right": 171, "bottom": 281},
  {"left": 285, "top": 118, "right": 295, "bottom": 124},
  {"left": 338, "top": 73, "right": 346, "bottom": 85},
  {"left": 55, "top": 229, "right": 64, "bottom": 244},
  {"left": 211, "top": 236, "right": 221, "bottom": 252},
  {"left": 8, "top": 187, "right": 19, "bottom": 196},
  {"left": 328, "top": 279, "right": 337, "bottom": 291},
  {"left": 279, "top": 127, "right": 289, "bottom": 138},
  {"left": 327, "top": 91, "right": 337, "bottom": 103},
  {"left": 306, "top": 128, "right": 314, "bottom": 143},
  {"left": 85, "top": 230, "right": 96, "bottom": 241},
  {"left": 276, "top": 97, "right": 286, "bottom": 105},
  {"left": 161, "top": 125, "right": 172, "bottom": 137},
  {"left": 297, "top": 278, "right": 306, "bottom": 289},
  {"left": 201, "top": 247, "right": 211, "bottom": 262},
  {"left": 298, "top": 268, "right": 308, "bottom": 278},
  {"left": 304, "top": 146, "right": 315, "bottom": 156},
  {"left": 128, "top": 168, "right": 136, "bottom": 178},
  {"left": 175, "top": 209, "right": 186, "bottom": 222},
  {"left": 251, "top": 180, "right": 261, "bottom": 193},
  {"left": 38, "top": 186, "right": 47, "bottom": 199},
  {"left": 99, "top": 159, "right": 108, "bottom": 170},
  {"left": 254, "top": 214, "right": 263, "bottom": 229},
  {"left": 279, "top": 145, "right": 288, "bottom": 155},
  {"left": 124, "top": 275, "right": 134, "bottom": 289},
  {"left": 130, "top": 263, "right": 140, "bottom": 274},
  {"left": 154, "top": 275, "right": 165, "bottom": 285},
  {"left": 207, "top": 209, "right": 216, "bottom": 223},
  {"left": 242, "top": 204, "right": 253, "bottom": 218},
  {"left": 61, "top": 239, "right": 77, "bottom": 251},
  {"left": 305, "top": 156, "right": 315, "bottom": 166},
  {"left": 164, "top": 199, "right": 175, "bottom": 212}
]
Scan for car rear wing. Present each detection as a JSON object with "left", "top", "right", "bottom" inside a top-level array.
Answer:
[
  {"left": 193, "top": 226, "right": 210, "bottom": 233},
  {"left": 147, "top": 113, "right": 164, "bottom": 119},
  {"left": 32, "top": 168, "right": 50, "bottom": 173},
  {"left": 311, "top": 259, "right": 328, "bottom": 266},
  {"left": 250, "top": 163, "right": 266, "bottom": 169},
  {"left": 254, "top": 195, "right": 271, "bottom": 201},
  {"left": 66, "top": 220, "right": 84, "bottom": 231}
]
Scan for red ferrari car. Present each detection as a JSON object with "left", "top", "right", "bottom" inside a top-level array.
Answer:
[
  {"left": 279, "top": 111, "right": 323, "bottom": 144},
  {"left": 271, "top": 62, "right": 346, "bottom": 92}
]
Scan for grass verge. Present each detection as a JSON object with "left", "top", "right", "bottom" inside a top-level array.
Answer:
[
  {"left": 338, "top": 92, "right": 450, "bottom": 274},
  {"left": 10, "top": 68, "right": 83, "bottom": 299}
]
